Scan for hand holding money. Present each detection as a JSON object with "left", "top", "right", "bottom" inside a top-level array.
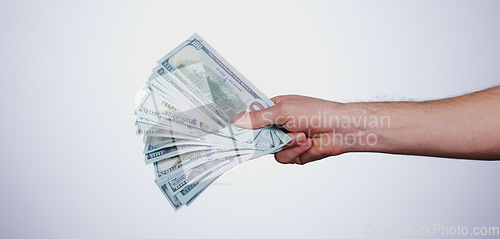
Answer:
[
  {"left": 233, "top": 94, "right": 345, "bottom": 164},
  {"left": 134, "top": 33, "right": 291, "bottom": 210}
]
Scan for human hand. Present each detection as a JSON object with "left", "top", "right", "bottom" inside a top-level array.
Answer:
[{"left": 232, "top": 95, "right": 357, "bottom": 165}]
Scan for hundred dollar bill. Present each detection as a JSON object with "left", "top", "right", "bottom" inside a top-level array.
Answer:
[
  {"left": 158, "top": 157, "right": 231, "bottom": 196},
  {"left": 156, "top": 157, "right": 234, "bottom": 207},
  {"left": 155, "top": 155, "right": 237, "bottom": 210},
  {"left": 136, "top": 115, "right": 233, "bottom": 142},
  {"left": 153, "top": 153, "right": 219, "bottom": 180},
  {"left": 152, "top": 67, "right": 285, "bottom": 150},
  {"left": 174, "top": 159, "right": 239, "bottom": 205},
  {"left": 154, "top": 148, "right": 254, "bottom": 180},
  {"left": 136, "top": 121, "right": 258, "bottom": 151},
  {"left": 153, "top": 149, "right": 215, "bottom": 179},
  {"left": 153, "top": 66, "right": 286, "bottom": 150},
  {"left": 144, "top": 136, "right": 256, "bottom": 154},
  {"left": 137, "top": 33, "right": 292, "bottom": 209},
  {"left": 147, "top": 73, "right": 210, "bottom": 116},
  {"left": 137, "top": 89, "right": 272, "bottom": 151},
  {"left": 144, "top": 83, "right": 234, "bottom": 142},
  {"left": 144, "top": 136, "right": 216, "bottom": 154},
  {"left": 156, "top": 147, "right": 278, "bottom": 207},
  {"left": 145, "top": 82, "right": 229, "bottom": 133},
  {"left": 146, "top": 76, "right": 191, "bottom": 111},
  {"left": 135, "top": 90, "right": 223, "bottom": 136},
  {"left": 155, "top": 33, "right": 291, "bottom": 149},
  {"left": 145, "top": 145, "right": 217, "bottom": 165},
  {"left": 145, "top": 140, "right": 256, "bottom": 165},
  {"left": 177, "top": 147, "right": 274, "bottom": 206}
]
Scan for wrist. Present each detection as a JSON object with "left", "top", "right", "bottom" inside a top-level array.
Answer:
[{"left": 336, "top": 102, "right": 406, "bottom": 154}]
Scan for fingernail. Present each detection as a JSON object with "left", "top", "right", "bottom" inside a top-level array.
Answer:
[
  {"left": 296, "top": 133, "right": 306, "bottom": 144},
  {"left": 302, "top": 138, "right": 312, "bottom": 147}
]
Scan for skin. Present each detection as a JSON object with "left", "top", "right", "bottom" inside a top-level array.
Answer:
[{"left": 232, "top": 86, "right": 500, "bottom": 164}]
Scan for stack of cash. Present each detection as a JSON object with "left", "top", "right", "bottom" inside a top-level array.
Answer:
[{"left": 134, "top": 33, "right": 291, "bottom": 209}]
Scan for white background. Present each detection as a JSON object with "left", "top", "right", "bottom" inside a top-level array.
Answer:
[{"left": 1, "top": 0, "right": 499, "bottom": 238}]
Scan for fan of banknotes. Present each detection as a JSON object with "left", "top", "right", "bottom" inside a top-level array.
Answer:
[{"left": 134, "top": 33, "right": 291, "bottom": 210}]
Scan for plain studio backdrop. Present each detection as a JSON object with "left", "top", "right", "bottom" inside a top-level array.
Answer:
[{"left": 0, "top": 0, "right": 499, "bottom": 238}]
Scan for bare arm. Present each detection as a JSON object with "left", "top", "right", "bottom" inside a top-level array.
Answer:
[
  {"left": 346, "top": 86, "right": 500, "bottom": 159},
  {"left": 233, "top": 86, "right": 500, "bottom": 164}
]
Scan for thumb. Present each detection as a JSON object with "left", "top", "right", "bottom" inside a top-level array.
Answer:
[{"left": 231, "top": 105, "right": 285, "bottom": 129}]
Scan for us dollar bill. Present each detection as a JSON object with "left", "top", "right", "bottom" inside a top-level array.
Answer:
[
  {"left": 155, "top": 33, "right": 291, "bottom": 149},
  {"left": 135, "top": 33, "right": 292, "bottom": 209},
  {"left": 154, "top": 148, "right": 254, "bottom": 180}
]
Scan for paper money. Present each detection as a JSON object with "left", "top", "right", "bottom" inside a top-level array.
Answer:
[{"left": 134, "top": 33, "right": 291, "bottom": 210}]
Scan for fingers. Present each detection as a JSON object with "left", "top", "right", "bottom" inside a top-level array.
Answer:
[
  {"left": 282, "top": 132, "right": 307, "bottom": 150},
  {"left": 295, "top": 136, "right": 332, "bottom": 164},
  {"left": 274, "top": 137, "right": 312, "bottom": 164},
  {"left": 231, "top": 105, "right": 286, "bottom": 129},
  {"left": 277, "top": 135, "right": 339, "bottom": 165}
]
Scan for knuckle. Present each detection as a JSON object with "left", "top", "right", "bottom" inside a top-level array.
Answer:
[
  {"left": 276, "top": 102, "right": 293, "bottom": 117},
  {"left": 249, "top": 110, "right": 262, "bottom": 120}
]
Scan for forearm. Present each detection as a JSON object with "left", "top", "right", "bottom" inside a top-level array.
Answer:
[{"left": 342, "top": 87, "right": 500, "bottom": 159}]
